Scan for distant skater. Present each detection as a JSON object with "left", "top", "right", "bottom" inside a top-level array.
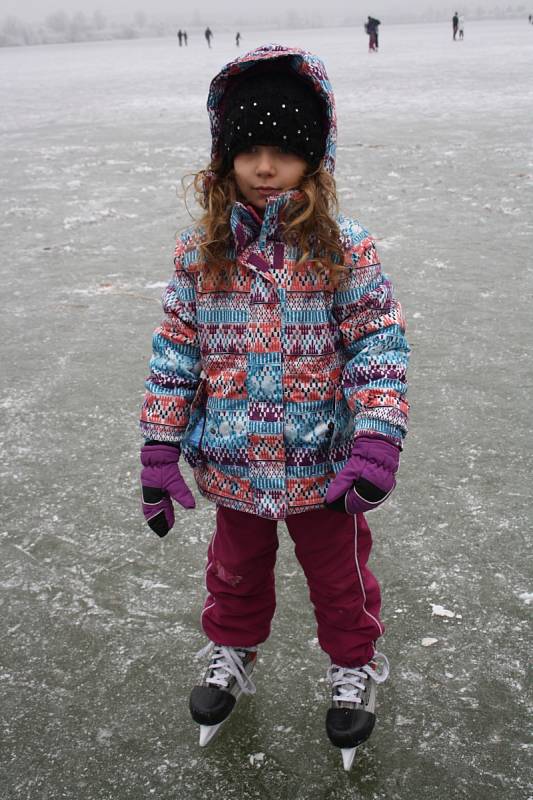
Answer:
[
  {"left": 236, "top": 32, "right": 241, "bottom": 47},
  {"left": 458, "top": 15, "right": 465, "bottom": 39},
  {"left": 205, "top": 27, "right": 213, "bottom": 48},
  {"left": 452, "top": 11, "right": 459, "bottom": 40},
  {"left": 177, "top": 29, "right": 183, "bottom": 46},
  {"left": 183, "top": 31, "right": 188, "bottom": 46},
  {"left": 365, "top": 16, "right": 381, "bottom": 52}
]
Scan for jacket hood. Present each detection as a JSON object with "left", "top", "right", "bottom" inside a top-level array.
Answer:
[{"left": 207, "top": 44, "right": 337, "bottom": 175}]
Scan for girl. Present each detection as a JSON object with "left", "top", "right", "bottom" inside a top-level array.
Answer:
[{"left": 139, "top": 45, "right": 409, "bottom": 770}]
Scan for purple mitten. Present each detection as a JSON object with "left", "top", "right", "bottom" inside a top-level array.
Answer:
[
  {"left": 326, "top": 437, "right": 400, "bottom": 515},
  {"left": 140, "top": 444, "right": 195, "bottom": 537}
]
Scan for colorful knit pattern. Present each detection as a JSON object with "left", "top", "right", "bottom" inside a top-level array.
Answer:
[
  {"left": 140, "top": 211, "right": 410, "bottom": 520},
  {"left": 140, "top": 46, "right": 409, "bottom": 520}
]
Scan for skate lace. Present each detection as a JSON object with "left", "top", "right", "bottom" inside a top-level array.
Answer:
[
  {"left": 327, "top": 652, "right": 389, "bottom": 705},
  {"left": 196, "top": 643, "right": 257, "bottom": 696}
]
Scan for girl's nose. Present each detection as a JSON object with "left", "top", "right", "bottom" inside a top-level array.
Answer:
[{"left": 255, "top": 151, "right": 276, "bottom": 175}]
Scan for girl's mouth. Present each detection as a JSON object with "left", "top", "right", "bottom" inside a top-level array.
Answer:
[{"left": 255, "top": 187, "right": 280, "bottom": 196}]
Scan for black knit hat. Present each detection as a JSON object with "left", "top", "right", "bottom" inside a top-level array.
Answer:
[{"left": 219, "top": 63, "right": 326, "bottom": 172}]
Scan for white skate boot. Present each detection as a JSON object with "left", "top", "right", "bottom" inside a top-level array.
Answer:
[
  {"left": 189, "top": 643, "right": 257, "bottom": 747},
  {"left": 326, "top": 652, "right": 389, "bottom": 771}
]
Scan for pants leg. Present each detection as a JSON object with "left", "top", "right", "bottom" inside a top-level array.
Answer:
[
  {"left": 286, "top": 508, "right": 383, "bottom": 668},
  {"left": 201, "top": 506, "right": 279, "bottom": 647}
]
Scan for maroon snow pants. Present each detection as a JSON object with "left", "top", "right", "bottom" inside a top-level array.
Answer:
[{"left": 201, "top": 506, "right": 384, "bottom": 668}]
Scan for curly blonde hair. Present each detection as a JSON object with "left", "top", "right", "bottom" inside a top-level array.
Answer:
[{"left": 187, "top": 159, "right": 347, "bottom": 288}]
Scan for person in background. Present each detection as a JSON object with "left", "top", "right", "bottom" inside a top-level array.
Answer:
[
  {"left": 205, "top": 27, "right": 213, "bottom": 48},
  {"left": 177, "top": 29, "right": 183, "bottom": 46},
  {"left": 183, "top": 31, "right": 188, "bottom": 45},
  {"left": 236, "top": 32, "right": 241, "bottom": 47},
  {"left": 458, "top": 15, "right": 465, "bottom": 39},
  {"left": 365, "top": 16, "right": 381, "bottom": 52},
  {"left": 452, "top": 11, "right": 459, "bottom": 40}
]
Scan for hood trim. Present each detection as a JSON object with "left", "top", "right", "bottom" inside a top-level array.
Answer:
[{"left": 207, "top": 44, "right": 337, "bottom": 176}]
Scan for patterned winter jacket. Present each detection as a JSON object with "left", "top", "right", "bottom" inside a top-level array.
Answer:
[{"left": 140, "top": 45, "right": 410, "bottom": 520}]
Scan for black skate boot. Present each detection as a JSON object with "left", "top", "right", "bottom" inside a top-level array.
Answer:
[
  {"left": 326, "top": 652, "right": 389, "bottom": 771},
  {"left": 189, "top": 643, "right": 257, "bottom": 747}
]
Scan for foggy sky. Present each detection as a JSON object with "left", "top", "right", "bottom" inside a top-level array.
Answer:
[{"left": 1, "top": 0, "right": 506, "bottom": 24}]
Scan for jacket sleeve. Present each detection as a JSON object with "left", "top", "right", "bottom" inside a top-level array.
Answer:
[
  {"left": 332, "top": 229, "right": 410, "bottom": 447},
  {"left": 139, "top": 235, "right": 201, "bottom": 443}
]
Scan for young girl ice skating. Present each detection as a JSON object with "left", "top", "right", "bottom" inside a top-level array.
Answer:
[{"left": 139, "top": 45, "right": 409, "bottom": 770}]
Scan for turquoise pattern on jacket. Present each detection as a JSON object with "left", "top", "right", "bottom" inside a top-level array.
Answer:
[{"left": 140, "top": 44, "right": 410, "bottom": 519}]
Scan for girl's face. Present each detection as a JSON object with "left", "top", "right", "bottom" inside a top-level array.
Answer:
[{"left": 233, "top": 145, "right": 308, "bottom": 210}]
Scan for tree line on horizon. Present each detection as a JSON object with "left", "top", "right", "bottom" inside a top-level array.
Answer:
[
  {"left": 0, "top": 5, "right": 529, "bottom": 48},
  {"left": 0, "top": 11, "right": 166, "bottom": 47}
]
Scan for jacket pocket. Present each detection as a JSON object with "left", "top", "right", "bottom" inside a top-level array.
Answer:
[
  {"left": 283, "top": 405, "right": 335, "bottom": 469},
  {"left": 182, "top": 378, "right": 207, "bottom": 466},
  {"left": 332, "top": 389, "right": 354, "bottom": 443},
  {"left": 329, "top": 389, "right": 355, "bottom": 465},
  {"left": 200, "top": 407, "right": 248, "bottom": 467}
]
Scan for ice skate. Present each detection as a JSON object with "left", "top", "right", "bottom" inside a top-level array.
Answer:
[
  {"left": 326, "top": 652, "right": 389, "bottom": 771},
  {"left": 189, "top": 643, "right": 257, "bottom": 747}
]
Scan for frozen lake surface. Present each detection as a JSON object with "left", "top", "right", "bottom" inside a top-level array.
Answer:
[{"left": 1, "top": 19, "right": 532, "bottom": 799}]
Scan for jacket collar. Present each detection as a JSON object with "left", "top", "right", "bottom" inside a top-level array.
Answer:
[{"left": 230, "top": 189, "right": 301, "bottom": 256}]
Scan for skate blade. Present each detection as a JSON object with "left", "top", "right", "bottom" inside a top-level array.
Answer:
[
  {"left": 199, "top": 722, "right": 223, "bottom": 747},
  {"left": 341, "top": 747, "right": 357, "bottom": 771}
]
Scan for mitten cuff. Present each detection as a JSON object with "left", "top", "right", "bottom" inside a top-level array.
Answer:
[
  {"left": 144, "top": 439, "right": 181, "bottom": 448},
  {"left": 141, "top": 443, "right": 181, "bottom": 467}
]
